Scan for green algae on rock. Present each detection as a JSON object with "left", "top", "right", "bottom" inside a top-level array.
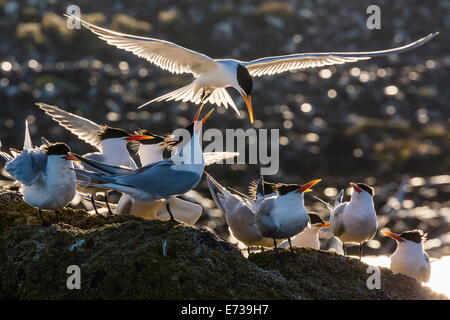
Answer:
[{"left": 0, "top": 188, "right": 447, "bottom": 300}]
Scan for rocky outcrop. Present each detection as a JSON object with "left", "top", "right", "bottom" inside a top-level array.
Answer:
[{"left": 0, "top": 189, "right": 446, "bottom": 300}]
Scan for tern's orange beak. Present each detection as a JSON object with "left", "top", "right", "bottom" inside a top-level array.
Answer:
[
  {"left": 63, "top": 153, "right": 80, "bottom": 162},
  {"left": 350, "top": 182, "right": 362, "bottom": 193},
  {"left": 297, "top": 179, "right": 321, "bottom": 193},
  {"left": 382, "top": 231, "right": 404, "bottom": 242},
  {"left": 125, "top": 134, "right": 155, "bottom": 141},
  {"left": 243, "top": 95, "right": 254, "bottom": 124},
  {"left": 193, "top": 102, "right": 206, "bottom": 123},
  {"left": 195, "top": 108, "right": 215, "bottom": 132},
  {"left": 320, "top": 221, "right": 330, "bottom": 228}
]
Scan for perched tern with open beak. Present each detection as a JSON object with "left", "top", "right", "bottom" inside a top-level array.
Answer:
[
  {"left": 256, "top": 179, "right": 321, "bottom": 253},
  {"left": 36, "top": 102, "right": 153, "bottom": 215},
  {"left": 206, "top": 174, "right": 278, "bottom": 252},
  {"left": 72, "top": 108, "right": 215, "bottom": 221},
  {"left": 66, "top": 14, "right": 437, "bottom": 123},
  {"left": 330, "top": 183, "right": 377, "bottom": 260},
  {"left": 0, "top": 121, "right": 78, "bottom": 217},
  {"left": 383, "top": 229, "right": 431, "bottom": 283},
  {"left": 115, "top": 124, "right": 238, "bottom": 224},
  {"left": 278, "top": 213, "right": 330, "bottom": 250}
]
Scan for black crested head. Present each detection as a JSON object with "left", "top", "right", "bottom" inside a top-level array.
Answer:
[
  {"left": 400, "top": 230, "right": 427, "bottom": 243},
  {"left": 356, "top": 183, "right": 374, "bottom": 196},
  {"left": 97, "top": 126, "right": 129, "bottom": 142},
  {"left": 276, "top": 183, "right": 301, "bottom": 195},
  {"left": 134, "top": 129, "right": 165, "bottom": 145},
  {"left": 248, "top": 179, "right": 278, "bottom": 199},
  {"left": 308, "top": 213, "right": 324, "bottom": 225},
  {"left": 44, "top": 142, "right": 71, "bottom": 156},
  {"left": 237, "top": 65, "right": 253, "bottom": 96}
]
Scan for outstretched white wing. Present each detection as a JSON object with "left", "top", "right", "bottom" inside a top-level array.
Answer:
[
  {"left": 36, "top": 103, "right": 102, "bottom": 149},
  {"left": 66, "top": 14, "right": 218, "bottom": 76},
  {"left": 243, "top": 33, "right": 438, "bottom": 77}
]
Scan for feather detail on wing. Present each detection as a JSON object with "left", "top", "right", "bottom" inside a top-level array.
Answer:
[
  {"left": 65, "top": 14, "right": 217, "bottom": 76},
  {"left": 141, "top": 83, "right": 239, "bottom": 113},
  {"left": 4, "top": 149, "right": 47, "bottom": 186},
  {"left": 36, "top": 103, "right": 102, "bottom": 149},
  {"left": 23, "top": 120, "right": 33, "bottom": 150},
  {"left": 243, "top": 33, "right": 438, "bottom": 77}
]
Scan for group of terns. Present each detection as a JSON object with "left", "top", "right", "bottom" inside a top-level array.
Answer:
[{"left": 0, "top": 12, "right": 438, "bottom": 284}]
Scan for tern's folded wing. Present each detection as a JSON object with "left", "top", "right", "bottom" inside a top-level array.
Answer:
[{"left": 5, "top": 149, "right": 47, "bottom": 186}]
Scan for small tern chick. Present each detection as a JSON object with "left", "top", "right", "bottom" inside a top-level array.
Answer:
[
  {"left": 330, "top": 183, "right": 378, "bottom": 260},
  {"left": 383, "top": 230, "right": 431, "bottom": 283},
  {"left": 278, "top": 213, "right": 330, "bottom": 250},
  {"left": 256, "top": 179, "right": 321, "bottom": 251}
]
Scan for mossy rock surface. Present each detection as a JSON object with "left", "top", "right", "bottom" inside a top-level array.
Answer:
[{"left": 0, "top": 189, "right": 447, "bottom": 300}]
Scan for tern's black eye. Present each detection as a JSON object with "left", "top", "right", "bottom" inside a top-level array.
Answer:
[
  {"left": 44, "top": 142, "right": 71, "bottom": 155},
  {"left": 400, "top": 230, "right": 426, "bottom": 243},
  {"left": 308, "top": 213, "right": 323, "bottom": 224},
  {"left": 97, "top": 126, "right": 129, "bottom": 141},
  {"left": 356, "top": 183, "right": 374, "bottom": 196},
  {"left": 237, "top": 65, "right": 253, "bottom": 96}
]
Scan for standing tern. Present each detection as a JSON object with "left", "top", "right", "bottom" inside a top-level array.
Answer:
[
  {"left": 0, "top": 121, "right": 78, "bottom": 218},
  {"left": 382, "top": 230, "right": 431, "bottom": 283},
  {"left": 330, "top": 183, "right": 378, "bottom": 260},
  {"left": 71, "top": 108, "right": 215, "bottom": 221},
  {"left": 115, "top": 127, "right": 238, "bottom": 224},
  {"left": 278, "top": 213, "right": 330, "bottom": 250},
  {"left": 206, "top": 174, "right": 277, "bottom": 252},
  {"left": 256, "top": 179, "right": 321, "bottom": 254},
  {"left": 66, "top": 14, "right": 437, "bottom": 123},
  {"left": 36, "top": 102, "right": 154, "bottom": 215}
]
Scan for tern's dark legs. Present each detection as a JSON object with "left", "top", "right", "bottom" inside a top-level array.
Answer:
[
  {"left": 288, "top": 238, "right": 294, "bottom": 251},
  {"left": 260, "top": 246, "right": 265, "bottom": 252},
  {"left": 247, "top": 247, "right": 251, "bottom": 256},
  {"left": 38, "top": 208, "right": 43, "bottom": 221},
  {"left": 343, "top": 243, "right": 347, "bottom": 256},
  {"left": 359, "top": 242, "right": 364, "bottom": 260},
  {"left": 91, "top": 193, "right": 101, "bottom": 216},
  {"left": 165, "top": 202, "right": 176, "bottom": 222},
  {"left": 104, "top": 192, "right": 114, "bottom": 216}
]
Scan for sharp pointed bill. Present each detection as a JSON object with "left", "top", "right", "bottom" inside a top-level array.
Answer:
[
  {"left": 65, "top": 14, "right": 437, "bottom": 123},
  {"left": 256, "top": 178, "right": 321, "bottom": 240},
  {"left": 1, "top": 124, "right": 77, "bottom": 211},
  {"left": 72, "top": 110, "right": 214, "bottom": 206},
  {"left": 278, "top": 213, "right": 329, "bottom": 250},
  {"left": 383, "top": 229, "right": 431, "bottom": 283},
  {"left": 330, "top": 182, "right": 377, "bottom": 259}
]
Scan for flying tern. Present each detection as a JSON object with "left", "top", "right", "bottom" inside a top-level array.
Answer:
[
  {"left": 256, "top": 179, "right": 321, "bottom": 253},
  {"left": 0, "top": 121, "right": 78, "bottom": 217},
  {"left": 278, "top": 213, "right": 330, "bottom": 250},
  {"left": 66, "top": 14, "right": 437, "bottom": 123},
  {"left": 383, "top": 229, "right": 431, "bottom": 283},
  {"left": 330, "top": 183, "right": 378, "bottom": 260},
  {"left": 71, "top": 108, "right": 215, "bottom": 221},
  {"left": 36, "top": 102, "right": 154, "bottom": 215}
]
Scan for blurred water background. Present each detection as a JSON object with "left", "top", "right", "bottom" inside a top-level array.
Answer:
[{"left": 0, "top": 0, "right": 449, "bottom": 293}]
